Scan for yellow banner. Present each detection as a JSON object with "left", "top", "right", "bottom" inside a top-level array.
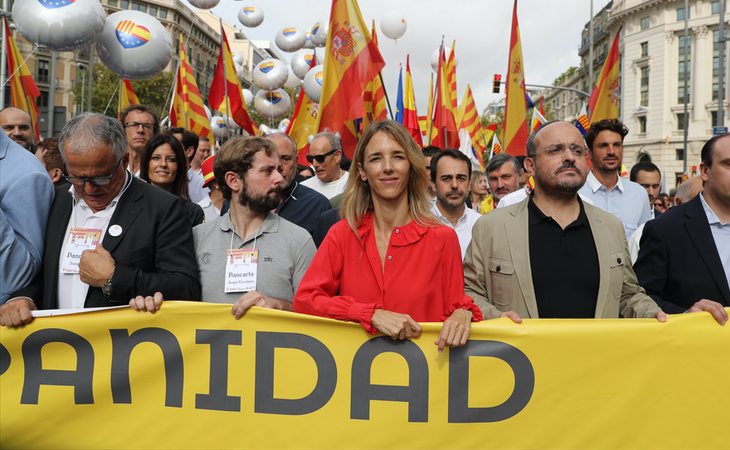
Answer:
[{"left": 1, "top": 302, "right": 728, "bottom": 449}]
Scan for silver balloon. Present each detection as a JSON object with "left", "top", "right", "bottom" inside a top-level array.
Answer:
[
  {"left": 310, "top": 20, "right": 328, "bottom": 47},
  {"left": 254, "top": 89, "right": 292, "bottom": 119},
  {"left": 233, "top": 51, "right": 245, "bottom": 66},
  {"left": 291, "top": 51, "right": 316, "bottom": 80},
  {"left": 234, "top": 63, "right": 245, "bottom": 79},
  {"left": 380, "top": 11, "right": 407, "bottom": 40},
  {"left": 278, "top": 118, "right": 290, "bottom": 132},
  {"left": 314, "top": 47, "right": 326, "bottom": 65},
  {"left": 303, "top": 64, "right": 324, "bottom": 103},
  {"left": 211, "top": 116, "right": 228, "bottom": 139},
  {"left": 242, "top": 89, "right": 254, "bottom": 107},
  {"left": 431, "top": 46, "right": 454, "bottom": 72},
  {"left": 188, "top": 0, "right": 219, "bottom": 9},
  {"left": 303, "top": 31, "right": 316, "bottom": 49},
  {"left": 238, "top": 6, "right": 264, "bottom": 28},
  {"left": 12, "top": 0, "right": 106, "bottom": 51},
  {"left": 275, "top": 27, "right": 306, "bottom": 53},
  {"left": 252, "top": 58, "right": 288, "bottom": 90},
  {"left": 96, "top": 11, "right": 173, "bottom": 80},
  {"left": 284, "top": 67, "right": 301, "bottom": 89}
]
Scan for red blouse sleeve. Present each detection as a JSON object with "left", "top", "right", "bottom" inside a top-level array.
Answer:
[
  {"left": 439, "top": 228, "right": 483, "bottom": 322},
  {"left": 293, "top": 222, "right": 381, "bottom": 333}
]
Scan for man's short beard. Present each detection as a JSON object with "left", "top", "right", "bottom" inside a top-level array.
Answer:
[{"left": 238, "top": 186, "right": 281, "bottom": 214}]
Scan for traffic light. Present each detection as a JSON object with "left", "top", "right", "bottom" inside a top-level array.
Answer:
[{"left": 492, "top": 74, "right": 502, "bottom": 93}]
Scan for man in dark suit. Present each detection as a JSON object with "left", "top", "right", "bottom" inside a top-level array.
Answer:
[
  {"left": 0, "top": 113, "right": 200, "bottom": 327},
  {"left": 634, "top": 134, "right": 730, "bottom": 325}
]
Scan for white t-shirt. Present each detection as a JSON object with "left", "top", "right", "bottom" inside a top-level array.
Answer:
[{"left": 301, "top": 171, "right": 349, "bottom": 199}]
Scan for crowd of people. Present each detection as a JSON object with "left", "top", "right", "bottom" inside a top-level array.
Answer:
[{"left": 1, "top": 105, "right": 728, "bottom": 349}]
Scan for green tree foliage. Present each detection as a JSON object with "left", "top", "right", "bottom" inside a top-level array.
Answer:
[{"left": 73, "top": 64, "right": 173, "bottom": 118}]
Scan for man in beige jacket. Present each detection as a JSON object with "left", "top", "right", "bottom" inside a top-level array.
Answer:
[{"left": 464, "top": 121, "right": 666, "bottom": 321}]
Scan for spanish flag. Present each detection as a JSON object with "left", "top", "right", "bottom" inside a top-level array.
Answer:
[
  {"left": 4, "top": 18, "right": 40, "bottom": 141},
  {"left": 286, "top": 51, "right": 320, "bottom": 165},
  {"left": 403, "top": 56, "right": 423, "bottom": 147},
  {"left": 588, "top": 29, "right": 621, "bottom": 122},
  {"left": 361, "top": 20, "right": 388, "bottom": 128},
  {"left": 118, "top": 79, "right": 139, "bottom": 119},
  {"left": 170, "top": 34, "right": 212, "bottom": 140},
  {"left": 503, "top": 0, "right": 529, "bottom": 156},
  {"left": 209, "top": 26, "right": 257, "bottom": 136},
  {"left": 316, "top": 0, "right": 385, "bottom": 157}
]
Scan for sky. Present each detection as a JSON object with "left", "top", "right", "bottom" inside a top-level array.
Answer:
[{"left": 186, "top": 0, "right": 612, "bottom": 116}]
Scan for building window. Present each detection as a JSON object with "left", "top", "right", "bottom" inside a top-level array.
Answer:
[
  {"left": 640, "top": 42, "right": 648, "bottom": 58},
  {"left": 36, "top": 59, "right": 50, "bottom": 84},
  {"left": 677, "top": 113, "right": 686, "bottom": 130},
  {"left": 678, "top": 35, "right": 691, "bottom": 104},
  {"left": 711, "top": 110, "right": 719, "bottom": 126},
  {"left": 640, "top": 66, "right": 649, "bottom": 106},
  {"left": 676, "top": 149, "right": 685, "bottom": 160},
  {"left": 713, "top": 30, "right": 721, "bottom": 100},
  {"left": 148, "top": 5, "right": 157, "bottom": 16},
  {"left": 640, "top": 16, "right": 649, "bottom": 30},
  {"left": 712, "top": 1, "right": 721, "bottom": 14},
  {"left": 119, "top": 0, "right": 128, "bottom": 9},
  {"left": 107, "top": 0, "right": 117, "bottom": 6},
  {"left": 132, "top": 2, "right": 146, "bottom": 12},
  {"left": 676, "top": 6, "right": 688, "bottom": 21},
  {"left": 159, "top": 8, "right": 167, "bottom": 19},
  {"left": 638, "top": 116, "right": 647, "bottom": 133},
  {"left": 38, "top": 90, "right": 49, "bottom": 109}
]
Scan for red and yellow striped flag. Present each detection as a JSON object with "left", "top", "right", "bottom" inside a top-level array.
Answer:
[
  {"left": 170, "top": 35, "right": 212, "bottom": 140},
  {"left": 431, "top": 44, "right": 459, "bottom": 149},
  {"left": 286, "top": 52, "right": 320, "bottom": 165},
  {"left": 489, "top": 133, "right": 503, "bottom": 160},
  {"left": 588, "top": 29, "right": 621, "bottom": 122},
  {"left": 420, "top": 73, "right": 435, "bottom": 145},
  {"left": 209, "top": 27, "right": 257, "bottom": 136},
  {"left": 503, "top": 0, "right": 529, "bottom": 156},
  {"left": 403, "top": 55, "right": 423, "bottom": 147},
  {"left": 118, "top": 79, "right": 139, "bottom": 119},
  {"left": 445, "top": 41, "right": 458, "bottom": 112},
  {"left": 4, "top": 18, "right": 40, "bottom": 141},
  {"left": 458, "top": 85, "right": 487, "bottom": 163},
  {"left": 316, "top": 0, "right": 385, "bottom": 157},
  {"left": 362, "top": 20, "right": 388, "bottom": 128}
]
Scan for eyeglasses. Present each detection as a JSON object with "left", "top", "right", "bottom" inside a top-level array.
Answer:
[
  {"left": 124, "top": 121, "right": 155, "bottom": 131},
  {"left": 64, "top": 162, "right": 121, "bottom": 186},
  {"left": 306, "top": 148, "right": 338, "bottom": 164}
]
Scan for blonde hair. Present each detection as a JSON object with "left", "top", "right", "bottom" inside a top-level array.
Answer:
[{"left": 341, "top": 120, "right": 438, "bottom": 235}]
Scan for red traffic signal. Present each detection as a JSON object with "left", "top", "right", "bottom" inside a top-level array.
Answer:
[{"left": 492, "top": 74, "right": 502, "bottom": 94}]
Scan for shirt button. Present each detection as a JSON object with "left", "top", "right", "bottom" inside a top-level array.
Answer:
[
  {"left": 395, "top": 229, "right": 400, "bottom": 234},
  {"left": 496, "top": 265, "right": 501, "bottom": 272},
  {"left": 387, "top": 255, "right": 392, "bottom": 260},
  {"left": 617, "top": 257, "right": 622, "bottom": 264}
]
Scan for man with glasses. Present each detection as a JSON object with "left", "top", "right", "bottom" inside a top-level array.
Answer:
[
  {"left": 266, "top": 132, "right": 331, "bottom": 235},
  {"left": 120, "top": 104, "right": 159, "bottom": 176},
  {"left": 0, "top": 113, "right": 200, "bottom": 327},
  {"left": 300, "top": 132, "right": 349, "bottom": 199}
]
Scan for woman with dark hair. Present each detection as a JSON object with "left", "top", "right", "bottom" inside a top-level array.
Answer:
[
  {"left": 141, "top": 134, "right": 204, "bottom": 226},
  {"left": 293, "top": 120, "right": 482, "bottom": 350}
]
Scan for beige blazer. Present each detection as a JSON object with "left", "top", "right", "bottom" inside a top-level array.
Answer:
[{"left": 463, "top": 198, "right": 661, "bottom": 319}]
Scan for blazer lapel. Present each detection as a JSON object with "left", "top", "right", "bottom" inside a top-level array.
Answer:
[
  {"left": 585, "top": 207, "right": 611, "bottom": 318},
  {"left": 505, "top": 201, "right": 539, "bottom": 318},
  {"left": 43, "top": 189, "right": 73, "bottom": 309},
  {"left": 685, "top": 198, "right": 730, "bottom": 304},
  {"left": 103, "top": 178, "right": 143, "bottom": 253}
]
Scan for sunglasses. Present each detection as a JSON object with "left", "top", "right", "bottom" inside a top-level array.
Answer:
[
  {"left": 64, "top": 162, "right": 121, "bottom": 186},
  {"left": 306, "top": 148, "right": 338, "bottom": 164}
]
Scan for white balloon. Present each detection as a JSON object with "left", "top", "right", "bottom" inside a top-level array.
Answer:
[
  {"left": 278, "top": 118, "right": 290, "bottom": 132},
  {"left": 430, "top": 46, "right": 455, "bottom": 72},
  {"left": 233, "top": 51, "right": 245, "bottom": 66},
  {"left": 303, "top": 64, "right": 324, "bottom": 103},
  {"left": 284, "top": 67, "right": 301, "bottom": 89},
  {"left": 258, "top": 124, "right": 273, "bottom": 136},
  {"left": 275, "top": 27, "right": 306, "bottom": 53},
  {"left": 12, "top": 0, "right": 106, "bottom": 51},
  {"left": 234, "top": 63, "right": 245, "bottom": 79},
  {"left": 242, "top": 89, "right": 254, "bottom": 107},
  {"left": 310, "top": 20, "right": 328, "bottom": 47},
  {"left": 188, "top": 0, "right": 219, "bottom": 9},
  {"left": 238, "top": 6, "right": 264, "bottom": 28},
  {"left": 96, "top": 11, "right": 173, "bottom": 80},
  {"left": 303, "top": 31, "right": 316, "bottom": 49},
  {"left": 211, "top": 116, "right": 228, "bottom": 139},
  {"left": 314, "top": 47, "right": 326, "bottom": 65},
  {"left": 226, "top": 115, "right": 240, "bottom": 130},
  {"left": 204, "top": 105, "right": 212, "bottom": 121},
  {"left": 252, "top": 58, "right": 288, "bottom": 90},
  {"left": 380, "top": 11, "right": 407, "bottom": 40},
  {"left": 291, "top": 51, "right": 316, "bottom": 79},
  {"left": 254, "top": 89, "right": 292, "bottom": 119}
]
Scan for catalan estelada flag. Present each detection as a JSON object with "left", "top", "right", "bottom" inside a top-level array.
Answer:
[
  {"left": 362, "top": 20, "right": 388, "bottom": 128},
  {"left": 458, "top": 84, "right": 487, "bottom": 167},
  {"left": 588, "top": 29, "right": 621, "bottom": 122},
  {"left": 431, "top": 44, "right": 459, "bottom": 149},
  {"left": 575, "top": 102, "right": 590, "bottom": 136},
  {"left": 403, "top": 56, "right": 423, "bottom": 147},
  {"left": 316, "top": 0, "right": 384, "bottom": 157},
  {"left": 170, "top": 34, "right": 212, "bottom": 140},
  {"left": 4, "top": 17, "right": 40, "bottom": 141},
  {"left": 118, "top": 79, "right": 139, "bottom": 119},
  {"left": 209, "top": 26, "right": 257, "bottom": 136},
  {"left": 287, "top": 51, "right": 320, "bottom": 165},
  {"left": 503, "top": 0, "right": 529, "bottom": 156}
]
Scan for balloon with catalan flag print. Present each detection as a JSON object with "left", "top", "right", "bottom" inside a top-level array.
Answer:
[
  {"left": 11, "top": 0, "right": 106, "bottom": 51},
  {"left": 96, "top": 10, "right": 173, "bottom": 80}
]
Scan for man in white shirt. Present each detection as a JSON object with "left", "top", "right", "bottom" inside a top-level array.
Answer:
[
  {"left": 300, "top": 132, "right": 349, "bottom": 199},
  {"left": 429, "top": 149, "right": 480, "bottom": 259}
]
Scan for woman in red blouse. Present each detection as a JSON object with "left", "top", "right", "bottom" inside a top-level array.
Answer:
[{"left": 293, "top": 120, "right": 482, "bottom": 351}]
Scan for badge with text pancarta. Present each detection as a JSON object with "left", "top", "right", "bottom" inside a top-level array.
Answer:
[
  {"left": 61, "top": 228, "right": 102, "bottom": 274},
  {"left": 224, "top": 249, "right": 258, "bottom": 293}
]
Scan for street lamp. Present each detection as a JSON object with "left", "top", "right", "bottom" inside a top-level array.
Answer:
[{"left": 77, "top": 63, "right": 86, "bottom": 114}]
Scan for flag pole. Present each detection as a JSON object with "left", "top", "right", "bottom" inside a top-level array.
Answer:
[
  {"left": 378, "top": 72, "right": 394, "bottom": 120},
  {"left": 219, "top": 19, "right": 232, "bottom": 140}
]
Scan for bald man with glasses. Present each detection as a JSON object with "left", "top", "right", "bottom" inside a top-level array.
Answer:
[{"left": 301, "top": 132, "right": 349, "bottom": 199}]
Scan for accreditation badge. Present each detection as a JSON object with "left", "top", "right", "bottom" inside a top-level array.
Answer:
[
  {"left": 61, "top": 228, "right": 102, "bottom": 274},
  {"left": 224, "top": 249, "right": 258, "bottom": 293}
]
